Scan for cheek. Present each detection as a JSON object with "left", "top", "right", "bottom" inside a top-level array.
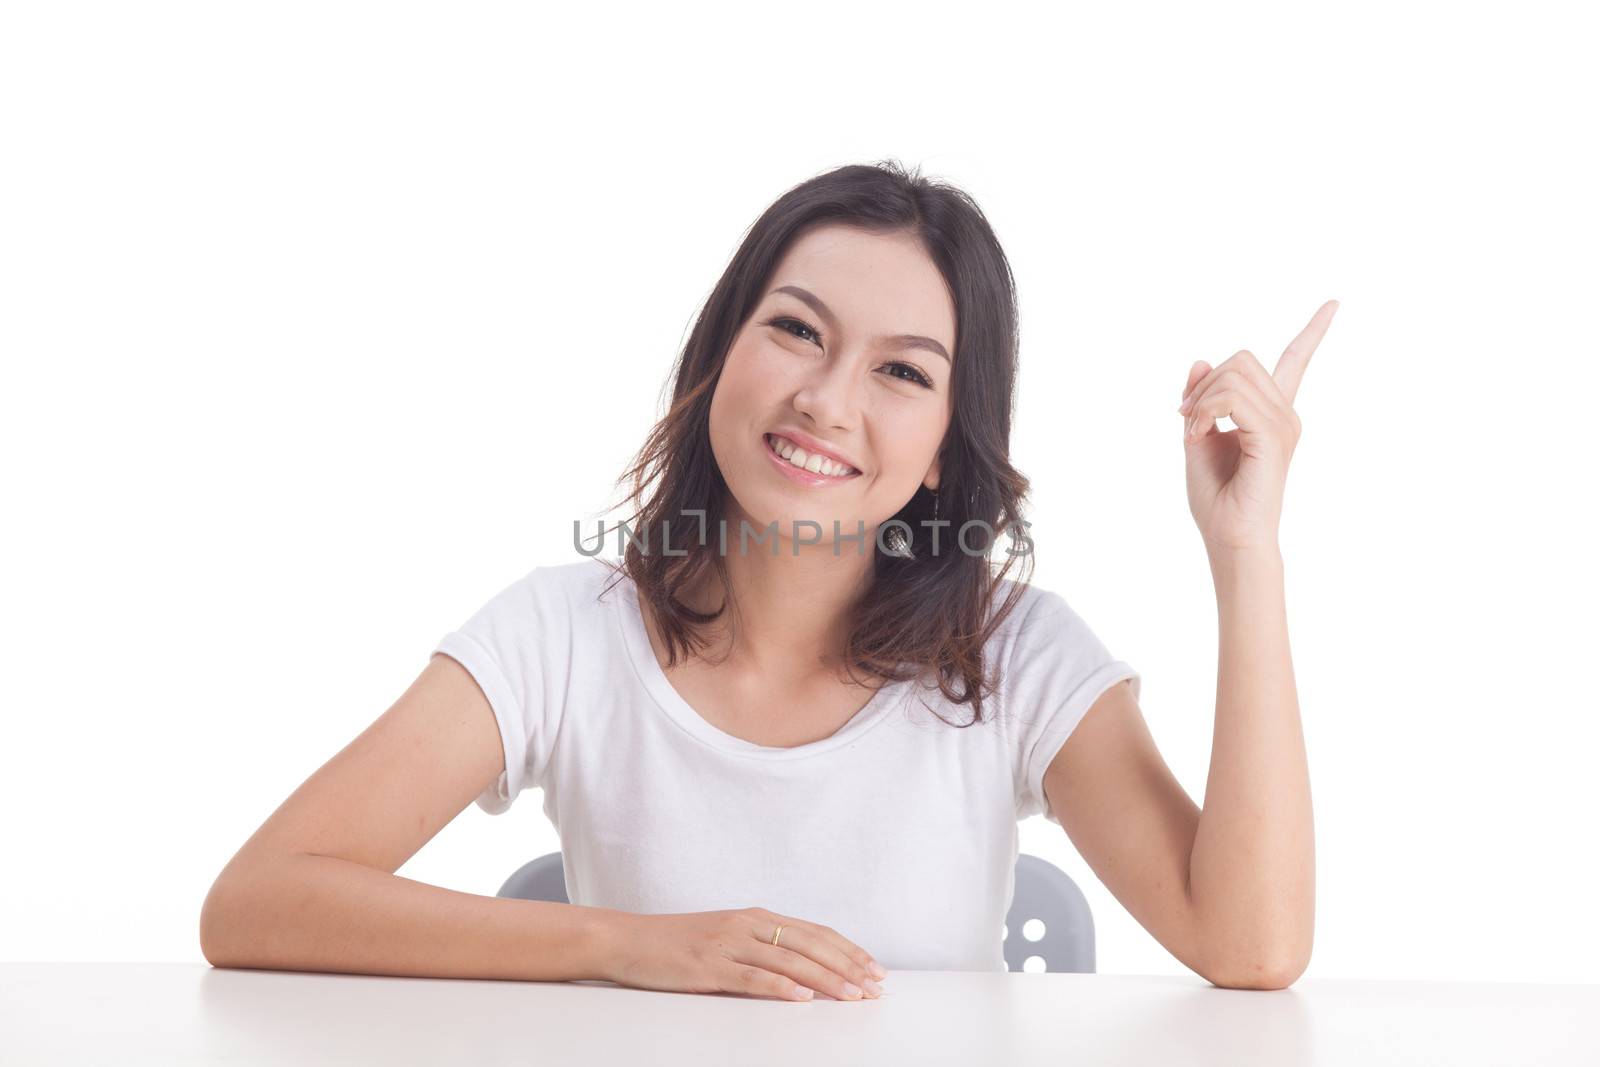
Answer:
[
  {"left": 715, "top": 341, "right": 808, "bottom": 420},
  {"left": 709, "top": 343, "right": 772, "bottom": 452},
  {"left": 746, "top": 338, "right": 805, "bottom": 382},
  {"left": 716, "top": 340, "right": 780, "bottom": 403},
  {"left": 873, "top": 414, "right": 946, "bottom": 474}
]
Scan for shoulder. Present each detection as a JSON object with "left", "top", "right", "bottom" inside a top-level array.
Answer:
[
  {"left": 504, "top": 556, "right": 627, "bottom": 608},
  {"left": 985, "top": 576, "right": 1113, "bottom": 673},
  {"left": 455, "top": 557, "right": 623, "bottom": 634},
  {"left": 986, "top": 576, "right": 1076, "bottom": 643}
]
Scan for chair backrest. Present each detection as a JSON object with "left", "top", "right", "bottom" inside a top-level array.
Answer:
[
  {"left": 498, "top": 850, "right": 1094, "bottom": 973},
  {"left": 497, "top": 851, "right": 569, "bottom": 905},
  {"left": 1003, "top": 852, "right": 1095, "bottom": 973}
]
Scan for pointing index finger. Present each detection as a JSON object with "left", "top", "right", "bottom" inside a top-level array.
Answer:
[{"left": 1272, "top": 299, "right": 1340, "bottom": 404}]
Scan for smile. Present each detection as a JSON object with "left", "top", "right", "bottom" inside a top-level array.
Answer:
[{"left": 763, "top": 433, "right": 862, "bottom": 484}]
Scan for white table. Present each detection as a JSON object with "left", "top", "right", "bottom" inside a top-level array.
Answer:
[{"left": 2, "top": 963, "right": 1596, "bottom": 1065}]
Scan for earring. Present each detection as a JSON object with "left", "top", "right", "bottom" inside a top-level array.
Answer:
[
  {"left": 884, "top": 524, "right": 914, "bottom": 559},
  {"left": 885, "top": 484, "right": 939, "bottom": 560}
]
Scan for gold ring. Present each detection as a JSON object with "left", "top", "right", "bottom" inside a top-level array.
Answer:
[{"left": 772, "top": 924, "right": 785, "bottom": 947}]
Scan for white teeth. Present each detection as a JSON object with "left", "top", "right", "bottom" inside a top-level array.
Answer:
[{"left": 768, "top": 434, "right": 854, "bottom": 477}]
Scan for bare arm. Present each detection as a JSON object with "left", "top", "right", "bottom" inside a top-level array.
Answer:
[
  {"left": 1042, "top": 549, "right": 1314, "bottom": 990},
  {"left": 198, "top": 652, "right": 627, "bottom": 981},
  {"left": 1186, "top": 547, "right": 1314, "bottom": 984},
  {"left": 1043, "top": 304, "right": 1332, "bottom": 990}
]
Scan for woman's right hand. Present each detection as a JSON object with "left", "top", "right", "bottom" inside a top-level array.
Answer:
[{"left": 601, "top": 907, "right": 888, "bottom": 1002}]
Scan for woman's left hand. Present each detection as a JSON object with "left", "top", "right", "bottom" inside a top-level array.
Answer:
[{"left": 1178, "top": 300, "right": 1339, "bottom": 554}]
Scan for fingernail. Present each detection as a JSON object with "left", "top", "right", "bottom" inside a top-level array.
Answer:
[
  {"left": 862, "top": 978, "right": 884, "bottom": 996},
  {"left": 1179, "top": 395, "right": 1192, "bottom": 414},
  {"left": 795, "top": 986, "right": 814, "bottom": 999},
  {"left": 842, "top": 982, "right": 862, "bottom": 998},
  {"left": 868, "top": 960, "right": 888, "bottom": 979}
]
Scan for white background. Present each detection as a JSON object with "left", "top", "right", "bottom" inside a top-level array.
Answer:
[{"left": 3, "top": 1, "right": 1596, "bottom": 984}]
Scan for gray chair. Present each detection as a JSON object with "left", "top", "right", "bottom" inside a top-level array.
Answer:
[{"left": 498, "top": 850, "right": 1095, "bottom": 973}]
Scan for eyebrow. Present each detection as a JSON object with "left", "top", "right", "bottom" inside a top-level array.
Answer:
[{"left": 770, "top": 285, "right": 951, "bottom": 365}]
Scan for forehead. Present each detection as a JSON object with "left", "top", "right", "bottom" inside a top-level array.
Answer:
[{"left": 767, "top": 224, "right": 956, "bottom": 352}]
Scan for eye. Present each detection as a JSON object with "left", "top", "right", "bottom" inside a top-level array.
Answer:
[
  {"left": 765, "top": 316, "right": 822, "bottom": 346},
  {"left": 765, "top": 315, "right": 935, "bottom": 390},
  {"left": 882, "top": 362, "right": 934, "bottom": 389}
]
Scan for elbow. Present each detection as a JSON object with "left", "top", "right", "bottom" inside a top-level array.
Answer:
[
  {"left": 1198, "top": 935, "right": 1312, "bottom": 991},
  {"left": 199, "top": 870, "right": 251, "bottom": 968},
  {"left": 198, "top": 882, "right": 232, "bottom": 967},
  {"left": 1203, "top": 956, "right": 1306, "bottom": 991}
]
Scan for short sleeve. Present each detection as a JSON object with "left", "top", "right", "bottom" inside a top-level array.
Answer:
[
  {"left": 432, "top": 567, "right": 562, "bottom": 815},
  {"left": 1004, "top": 587, "right": 1141, "bottom": 826}
]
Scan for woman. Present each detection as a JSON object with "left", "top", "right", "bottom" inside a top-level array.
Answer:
[{"left": 199, "top": 160, "right": 1330, "bottom": 1001}]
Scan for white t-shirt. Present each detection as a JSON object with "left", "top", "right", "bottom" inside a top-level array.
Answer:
[{"left": 432, "top": 557, "right": 1140, "bottom": 972}]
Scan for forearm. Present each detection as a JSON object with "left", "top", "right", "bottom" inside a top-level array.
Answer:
[
  {"left": 1186, "top": 546, "right": 1315, "bottom": 986},
  {"left": 199, "top": 851, "right": 628, "bottom": 983}
]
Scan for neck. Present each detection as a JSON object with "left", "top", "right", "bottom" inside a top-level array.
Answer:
[{"left": 682, "top": 500, "right": 878, "bottom": 679}]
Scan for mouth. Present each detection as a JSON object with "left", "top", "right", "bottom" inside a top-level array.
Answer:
[{"left": 762, "top": 433, "right": 862, "bottom": 485}]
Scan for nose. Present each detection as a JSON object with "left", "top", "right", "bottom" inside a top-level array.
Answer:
[{"left": 791, "top": 350, "right": 864, "bottom": 432}]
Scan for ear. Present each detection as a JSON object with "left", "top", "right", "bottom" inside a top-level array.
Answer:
[{"left": 924, "top": 452, "right": 941, "bottom": 493}]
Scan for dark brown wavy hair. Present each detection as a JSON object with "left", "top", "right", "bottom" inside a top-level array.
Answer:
[{"left": 595, "top": 159, "right": 1034, "bottom": 726}]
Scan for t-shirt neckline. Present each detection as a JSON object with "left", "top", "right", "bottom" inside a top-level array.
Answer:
[{"left": 609, "top": 567, "right": 909, "bottom": 760}]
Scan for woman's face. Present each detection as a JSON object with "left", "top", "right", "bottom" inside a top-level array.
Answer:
[{"left": 708, "top": 223, "right": 957, "bottom": 548}]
